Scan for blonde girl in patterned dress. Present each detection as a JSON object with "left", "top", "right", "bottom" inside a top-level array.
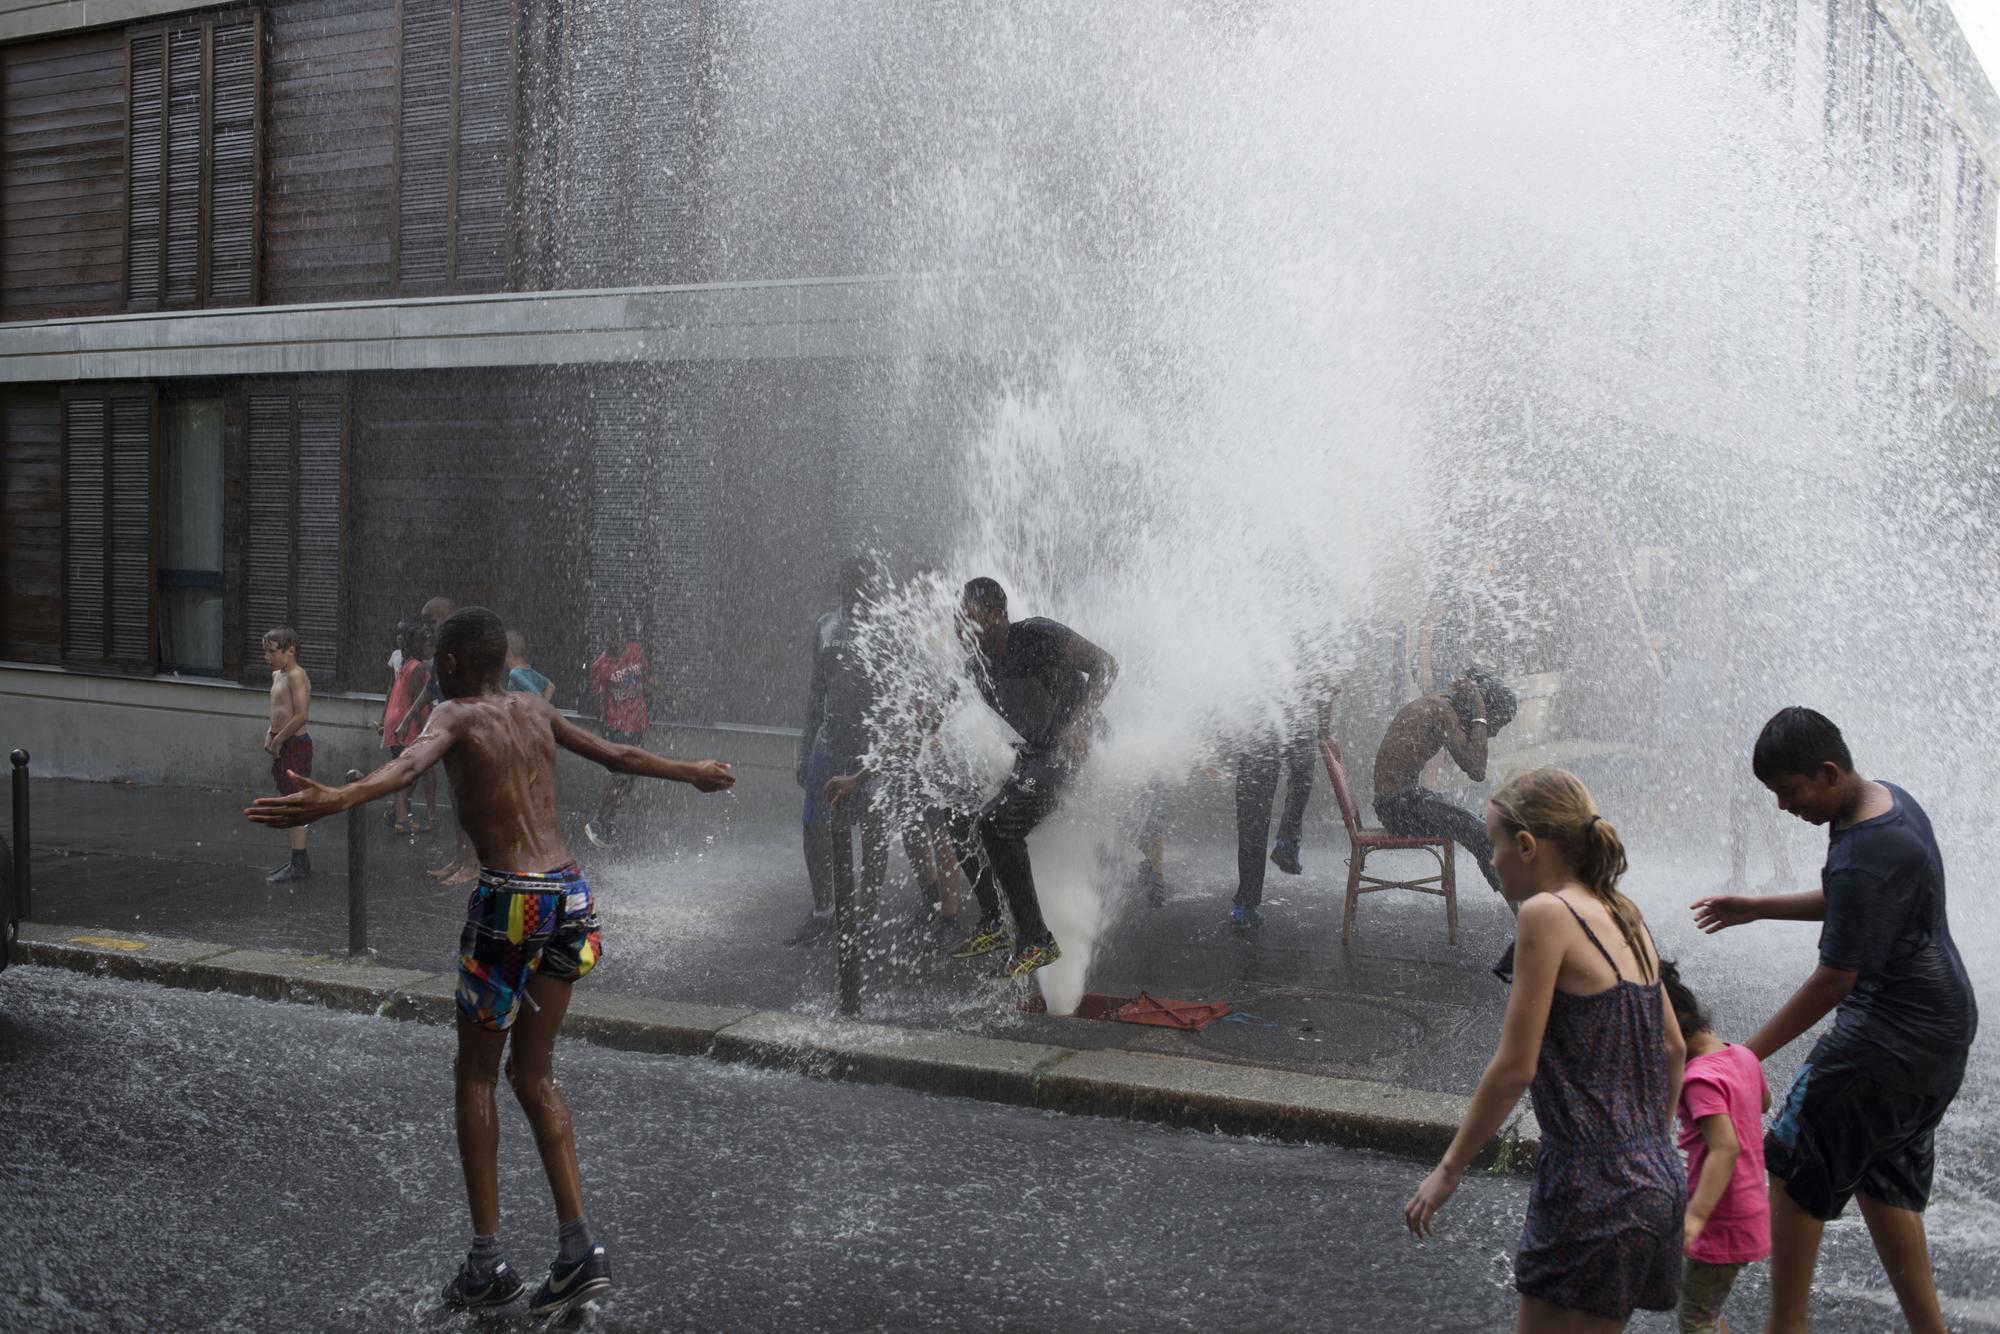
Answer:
[{"left": 1404, "top": 768, "right": 1687, "bottom": 1331}]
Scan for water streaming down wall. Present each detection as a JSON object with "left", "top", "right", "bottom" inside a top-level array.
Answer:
[{"left": 704, "top": 0, "right": 1997, "bottom": 1085}]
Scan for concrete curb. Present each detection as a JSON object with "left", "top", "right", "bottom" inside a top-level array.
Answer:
[{"left": 7, "top": 923, "right": 1537, "bottom": 1169}]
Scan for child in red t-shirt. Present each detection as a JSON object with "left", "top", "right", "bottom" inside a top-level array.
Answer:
[
  {"left": 583, "top": 615, "right": 668, "bottom": 848},
  {"left": 1662, "top": 960, "right": 1772, "bottom": 1333}
]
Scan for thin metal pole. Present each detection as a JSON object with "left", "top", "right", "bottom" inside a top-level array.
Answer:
[
  {"left": 345, "top": 769, "right": 367, "bottom": 956},
  {"left": 9, "top": 749, "right": 28, "bottom": 923},
  {"left": 831, "top": 813, "right": 860, "bottom": 1018}
]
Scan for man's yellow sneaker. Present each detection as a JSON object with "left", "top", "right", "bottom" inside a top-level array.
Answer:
[
  {"left": 949, "top": 922, "right": 1012, "bottom": 959},
  {"left": 1001, "top": 939, "right": 1061, "bottom": 979}
]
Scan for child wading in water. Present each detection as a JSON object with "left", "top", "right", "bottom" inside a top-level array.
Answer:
[
  {"left": 380, "top": 620, "right": 433, "bottom": 834},
  {"left": 584, "top": 614, "right": 666, "bottom": 849},
  {"left": 260, "top": 628, "right": 314, "bottom": 883},
  {"left": 1660, "top": 960, "right": 1770, "bottom": 1334},
  {"left": 506, "top": 629, "right": 556, "bottom": 701},
  {"left": 247, "top": 608, "right": 734, "bottom": 1317},
  {"left": 1405, "top": 767, "right": 1686, "bottom": 1331},
  {"left": 1693, "top": 707, "right": 1974, "bottom": 1334}
]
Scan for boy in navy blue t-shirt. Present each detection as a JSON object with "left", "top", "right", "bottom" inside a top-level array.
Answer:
[{"left": 1693, "top": 707, "right": 1974, "bottom": 1334}]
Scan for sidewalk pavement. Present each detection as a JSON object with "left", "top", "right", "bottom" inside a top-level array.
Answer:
[
  {"left": 7, "top": 921, "right": 1533, "bottom": 1166},
  {"left": 14, "top": 775, "right": 1519, "bottom": 1103}
]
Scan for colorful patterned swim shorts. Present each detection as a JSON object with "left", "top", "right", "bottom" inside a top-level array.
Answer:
[{"left": 457, "top": 863, "right": 601, "bottom": 1031}]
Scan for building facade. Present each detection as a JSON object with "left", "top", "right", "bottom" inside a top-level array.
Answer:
[
  {"left": 0, "top": 0, "right": 970, "bottom": 790},
  {"left": 0, "top": 0, "right": 1994, "bottom": 790}
]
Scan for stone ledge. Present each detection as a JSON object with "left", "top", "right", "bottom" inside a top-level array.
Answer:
[
  {"left": 1034, "top": 1048, "right": 1531, "bottom": 1165},
  {"left": 5, "top": 925, "right": 1537, "bottom": 1169},
  {"left": 13, "top": 922, "right": 239, "bottom": 985},
  {"left": 565, "top": 992, "right": 762, "bottom": 1057},
  {"left": 709, "top": 1010, "right": 1067, "bottom": 1107},
  {"left": 182, "top": 949, "right": 434, "bottom": 1015}
]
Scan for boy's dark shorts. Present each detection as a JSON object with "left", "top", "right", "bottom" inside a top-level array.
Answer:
[
  {"left": 1765, "top": 1051, "right": 1963, "bottom": 1220},
  {"left": 457, "top": 863, "right": 601, "bottom": 1031},
  {"left": 272, "top": 733, "right": 314, "bottom": 795},
  {"left": 605, "top": 728, "right": 644, "bottom": 748}
]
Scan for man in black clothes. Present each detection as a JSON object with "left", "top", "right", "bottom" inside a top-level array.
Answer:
[
  {"left": 827, "top": 576, "right": 1116, "bottom": 980},
  {"left": 1693, "top": 707, "right": 1975, "bottom": 1334}
]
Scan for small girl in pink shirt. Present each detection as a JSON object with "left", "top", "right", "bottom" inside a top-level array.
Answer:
[{"left": 1662, "top": 960, "right": 1772, "bottom": 1334}]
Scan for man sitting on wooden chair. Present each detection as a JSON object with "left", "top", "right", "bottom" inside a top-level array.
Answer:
[{"left": 1371, "top": 669, "right": 1516, "bottom": 894}]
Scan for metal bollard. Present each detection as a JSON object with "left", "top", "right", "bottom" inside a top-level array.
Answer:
[
  {"left": 832, "top": 886, "right": 861, "bottom": 1018},
  {"left": 830, "top": 822, "right": 861, "bottom": 1019},
  {"left": 345, "top": 769, "right": 367, "bottom": 956},
  {"left": 9, "top": 749, "right": 28, "bottom": 922}
]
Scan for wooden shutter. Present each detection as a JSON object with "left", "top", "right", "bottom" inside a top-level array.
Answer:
[
  {"left": 244, "top": 389, "right": 290, "bottom": 672},
  {"left": 243, "top": 382, "right": 345, "bottom": 688},
  {"left": 61, "top": 400, "right": 105, "bottom": 661},
  {"left": 62, "top": 387, "right": 157, "bottom": 672},
  {"left": 0, "top": 32, "right": 129, "bottom": 318},
  {"left": 127, "top": 32, "right": 166, "bottom": 309},
  {"left": 208, "top": 17, "right": 260, "bottom": 304},
  {"left": 396, "top": 0, "right": 453, "bottom": 289},
  {"left": 294, "top": 392, "right": 342, "bottom": 684},
  {"left": 453, "top": 0, "right": 513, "bottom": 285},
  {"left": 396, "top": 0, "right": 518, "bottom": 293},
  {"left": 126, "top": 11, "right": 262, "bottom": 311},
  {"left": 0, "top": 389, "right": 63, "bottom": 663},
  {"left": 163, "top": 25, "right": 202, "bottom": 305}
]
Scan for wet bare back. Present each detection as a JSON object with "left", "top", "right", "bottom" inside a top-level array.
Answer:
[
  {"left": 432, "top": 689, "right": 575, "bottom": 874},
  {"left": 1373, "top": 694, "right": 1482, "bottom": 796}
]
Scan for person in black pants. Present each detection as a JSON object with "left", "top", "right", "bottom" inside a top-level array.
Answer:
[
  {"left": 1370, "top": 670, "right": 1516, "bottom": 893},
  {"left": 1230, "top": 725, "right": 1318, "bottom": 927},
  {"left": 826, "top": 577, "right": 1117, "bottom": 981}
]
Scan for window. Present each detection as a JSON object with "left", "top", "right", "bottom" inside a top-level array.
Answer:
[
  {"left": 126, "top": 11, "right": 262, "bottom": 311},
  {"left": 158, "top": 398, "right": 225, "bottom": 675}
]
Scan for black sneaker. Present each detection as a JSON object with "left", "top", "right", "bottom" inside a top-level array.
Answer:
[
  {"left": 441, "top": 1259, "right": 525, "bottom": 1311},
  {"left": 1269, "top": 836, "right": 1302, "bottom": 876},
  {"left": 265, "top": 857, "right": 310, "bottom": 884},
  {"left": 529, "top": 1246, "right": 612, "bottom": 1319}
]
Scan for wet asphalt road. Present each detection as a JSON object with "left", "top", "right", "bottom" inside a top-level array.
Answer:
[{"left": 0, "top": 967, "right": 1968, "bottom": 1333}]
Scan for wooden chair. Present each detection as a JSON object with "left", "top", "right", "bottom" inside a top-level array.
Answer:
[{"left": 1319, "top": 737, "right": 1458, "bottom": 945}]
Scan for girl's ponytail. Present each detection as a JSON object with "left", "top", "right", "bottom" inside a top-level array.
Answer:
[{"left": 1489, "top": 768, "right": 1654, "bottom": 983}]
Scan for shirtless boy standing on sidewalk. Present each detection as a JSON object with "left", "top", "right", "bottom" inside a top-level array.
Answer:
[
  {"left": 261, "top": 628, "right": 315, "bottom": 884},
  {"left": 247, "top": 608, "right": 734, "bottom": 1318}
]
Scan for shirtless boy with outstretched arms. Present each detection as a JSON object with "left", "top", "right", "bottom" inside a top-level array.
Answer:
[{"left": 247, "top": 608, "right": 734, "bottom": 1318}]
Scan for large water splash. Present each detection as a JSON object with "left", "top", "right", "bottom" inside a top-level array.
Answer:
[{"left": 708, "top": 0, "right": 1993, "bottom": 1031}]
